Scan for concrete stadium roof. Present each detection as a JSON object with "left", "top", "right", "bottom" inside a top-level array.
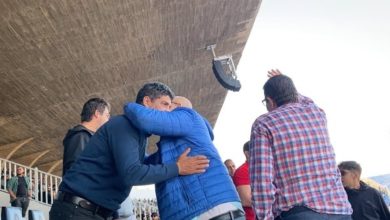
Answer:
[{"left": 0, "top": 0, "right": 262, "bottom": 175}]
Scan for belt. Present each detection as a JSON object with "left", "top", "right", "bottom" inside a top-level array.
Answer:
[
  {"left": 210, "top": 209, "right": 245, "bottom": 220},
  {"left": 56, "top": 191, "right": 113, "bottom": 218}
]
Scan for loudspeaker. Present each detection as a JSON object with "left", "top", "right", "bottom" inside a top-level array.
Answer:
[
  {"left": 212, "top": 57, "right": 241, "bottom": 91},
  {"left": 1, "top": 206, "right": 23, "bottom": 220}
]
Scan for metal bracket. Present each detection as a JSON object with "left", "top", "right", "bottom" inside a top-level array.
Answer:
[{"left": 206, "top": 44, "right": 217, "bottom": 58}]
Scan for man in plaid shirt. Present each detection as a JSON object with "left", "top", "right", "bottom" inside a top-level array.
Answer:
[{"left": 249, "top": 70, "right": 352, "bottom": 220}]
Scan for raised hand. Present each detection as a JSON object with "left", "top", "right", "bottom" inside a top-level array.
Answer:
[
  {"left": 176, "top": 148, "right": 209, "bottom": 175},
  {"left": 267, "top": 69, "right": 283, "bottom": 78}
]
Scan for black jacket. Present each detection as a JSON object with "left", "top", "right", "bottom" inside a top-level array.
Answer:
[
  {"left": 345, "top": 181, "right": 390, "bottom": 220},
  {"left": 62, "top": 125, "right": 94, "bottom": 176}
]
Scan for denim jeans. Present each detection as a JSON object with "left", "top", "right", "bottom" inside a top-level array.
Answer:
[
  {"left": 275, "top": 206, "right": 352, "bottom": 220},
  {"left": 11, "top": 197, "right": 29, "bottom": 217}
]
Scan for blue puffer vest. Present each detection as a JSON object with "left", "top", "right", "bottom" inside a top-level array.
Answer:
[{"left": 124, "top": 103, "right": 240, "bottom": 220}]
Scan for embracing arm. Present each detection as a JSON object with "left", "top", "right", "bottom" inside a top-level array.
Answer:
[
  {"left": 123, "top": 102, "right": 194, "bottom": 136},
  {"left": 114, "top": 144, "right": 208, "bottom": 186},
  {"left": 109, "top": 120, "right": 208, "bottom": 186},
  {"left": 110, "top": 126, "right": 178, "bottom": 186}
]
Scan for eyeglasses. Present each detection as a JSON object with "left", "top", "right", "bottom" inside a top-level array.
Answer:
[{"left": 262, "top": 98, "right": 267, "bottom": 106}]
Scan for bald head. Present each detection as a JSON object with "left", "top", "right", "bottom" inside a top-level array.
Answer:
[{"left": 171, "top": 96, "right": 192, "bottom": 109}]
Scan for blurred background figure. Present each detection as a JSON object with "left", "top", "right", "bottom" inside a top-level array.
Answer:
[
  {"left": 224, "top": 159, "right": 236, "bottom": 178},
  {"left": 338, "top": 161, "right": 390, "bottom": 220},
  {"left": 7, "top": 166, "right": 32, "bottom": 218},
  {"left": 233, "top": 141, "right": 255, "bottom": 220},
  {"left": 151, "top": 212, "right": 159, "bottom": 220},
  {"left": 114, "top": 194, "right": 136, "bottom": 220}
]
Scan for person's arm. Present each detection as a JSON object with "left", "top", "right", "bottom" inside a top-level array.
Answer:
[
  {"left": 109, "top": 119, "right": 208, "bottom": 186},
  {"left": 376, "top": 190, "right": 390, "bottom": 219},
  {"left": 233, "top": 165, "right": 252, "bottom": 207},
  {"left": 7, "top": 178, "right": 17, "bottom": 201},
  {"left": 7, "top": 189, "right": 17, "bottom": 201},
  {"left": 111, "top": 126, "right": 177, "bottom": 185},
  {"left": 143, "top": 150, "right": 161, "bottom": 165},
  {"left": 249, "top": 122, "right": 275, "bottom": 220},
  {"left": 236, "top": 185, "right": 252, "bottom": 207},
  {"left": 123, "top": 103, "right": 193, "bottom": 136},
  {"left": 63, "top": 132, "right": 90, "bottom": 175}
]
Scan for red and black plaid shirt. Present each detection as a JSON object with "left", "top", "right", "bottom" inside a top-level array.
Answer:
[{"left": 249, "top": 95, "right": 352, "bottom": 220}]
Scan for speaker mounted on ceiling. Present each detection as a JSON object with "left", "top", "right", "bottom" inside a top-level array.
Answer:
[{"left": 207, "top": 44, "right": 241, "bottom": 92}]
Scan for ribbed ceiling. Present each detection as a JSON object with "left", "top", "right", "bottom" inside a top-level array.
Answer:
[{"left": 0, "top": 0, "right": 262, "bottom": 176}]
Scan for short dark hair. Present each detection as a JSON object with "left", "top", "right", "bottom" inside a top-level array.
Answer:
[
  {"left": 135, "top": 82, "right": 175, "bottom": 105},
  {"left": 338, "top": 161, "right": 362, "bottom": 175},
  {"left": 151, "top": 212, "right": 158, "bottom": 217},
  {"left": 243, "top": 141, "right": 250, "bottom": 152},
  {"left": 80, "top": 98, "right": 110, "bottom": 122},
  {"left": 263, "top": 75, "right": 298, "bottom": 106}
]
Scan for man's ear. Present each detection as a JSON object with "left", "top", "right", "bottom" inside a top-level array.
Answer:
[
  {"left": 244, "top": 151, "right": 250, "bottom": 160},
  {"left": 142, "top": 96, "right": 152, "bottom": 107},
  {"left": 93, "top": 110, "right": 100, "bottom": 118},
  {"left": 266, "top": 97, "right": 277, "bottom": 109}
]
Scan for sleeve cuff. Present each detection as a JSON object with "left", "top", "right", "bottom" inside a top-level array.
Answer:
[{"left": 166, "top": 163, "right": 179, "bottom": 178}]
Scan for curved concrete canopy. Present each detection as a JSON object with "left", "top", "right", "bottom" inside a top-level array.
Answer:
[{"left": 0, "top": 0, "right": 262, "bottom": 175}]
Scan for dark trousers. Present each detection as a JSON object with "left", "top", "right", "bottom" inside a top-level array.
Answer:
[
  {"left": 50, "top": 199, "right": 111, "bottom": 220},
  {"left": 275, "top": 206, "right": 352, "bottom": 220},
  {"left": 11, "top": 197, "right": 29, "bottom": 217}
]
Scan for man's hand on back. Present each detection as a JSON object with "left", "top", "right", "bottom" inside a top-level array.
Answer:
[{"left": 177, "top": 148, "right": 209, "bottom": 175}]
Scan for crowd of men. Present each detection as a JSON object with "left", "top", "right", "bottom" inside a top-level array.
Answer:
[{"left": 6, "top": 69, "right": 389, "bottom": 220}]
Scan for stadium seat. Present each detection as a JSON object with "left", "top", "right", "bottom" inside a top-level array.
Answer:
[
  {"left": 28, "top": 210, "right": 45, "bottom": 220},
  {"left": 1, "top": 206, "right": 23, "bottom": 220}
]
